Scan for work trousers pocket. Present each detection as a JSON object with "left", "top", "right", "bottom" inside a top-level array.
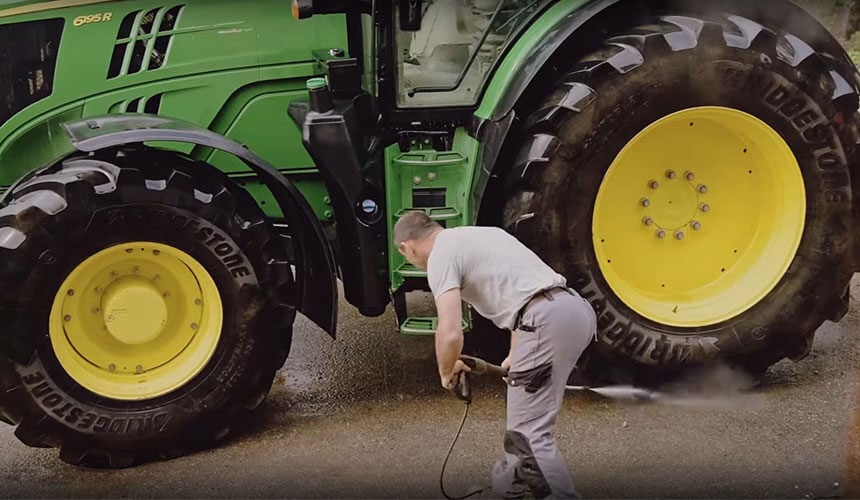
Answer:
[{"left": 507, "top": 362, "right": 555, "bottom": 424}]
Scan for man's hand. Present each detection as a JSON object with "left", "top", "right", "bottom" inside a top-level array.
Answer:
[
  {"left": 501, "top": 355, "right": 512, "bottom": 372},
  {"left": 500, "top": 356, "right": 512, "bottom": 383},
  {"left": 501, "top": 331, "right": 516, "bottom": 378},
  {"left": 440, "top": 359, "right": 471, "bottom": 389}
]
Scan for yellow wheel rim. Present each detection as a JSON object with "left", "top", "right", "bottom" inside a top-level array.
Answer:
[
  {"left": 49, "top": 242, "right": 223, "bottom": 400},
  {"left": 593, "top": 106, "right": 805, "bottom": 327}
]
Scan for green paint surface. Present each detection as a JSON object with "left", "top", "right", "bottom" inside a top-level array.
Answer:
[{"left": 0, "top": 0, "right": 345, "bottom": 192}]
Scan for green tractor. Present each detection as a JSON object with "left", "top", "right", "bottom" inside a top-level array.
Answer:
[{"left": 0, "top": 0, "right": 857, "bottom": 467}]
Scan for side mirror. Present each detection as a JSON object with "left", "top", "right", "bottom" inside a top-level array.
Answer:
[{"left": 399, "top": 0, "right": 422, "bottom": 31}]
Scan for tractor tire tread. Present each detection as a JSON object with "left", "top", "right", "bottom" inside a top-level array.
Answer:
[{"left": 502, "top": 12, "right": 859, "bottom": 377}]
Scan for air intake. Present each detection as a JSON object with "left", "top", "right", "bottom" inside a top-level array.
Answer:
[
  {"left": 111, "top": 93, "right": 164, "bottom": 114},
  {"left": 107, "top": 5, "right": 184, "bottom": 79}
]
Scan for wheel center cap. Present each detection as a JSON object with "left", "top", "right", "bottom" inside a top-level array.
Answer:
[
  {"left": 102, "top": 276, "right": 167, "bottom": 345},
  {"left": 649, "top": 179, "right": 698, "bottom": 230}
]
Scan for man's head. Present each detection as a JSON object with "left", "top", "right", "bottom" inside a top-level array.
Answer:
[{"left": 393, "top": 210, "right": 443, "bottom": 270}]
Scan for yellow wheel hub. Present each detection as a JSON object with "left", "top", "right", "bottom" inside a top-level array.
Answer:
[
  {"left": 50, "top": 242, "right": 223, "bottom": 401},
  {"left": 102, "top": 277, "right": 168, "bottom": 345},
  {"left": 593, "top": 106, "right": 805, "bottom": 327}
]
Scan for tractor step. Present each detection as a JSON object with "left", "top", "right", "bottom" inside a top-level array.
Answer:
[
  {"left": 400, "top": 317, "right": 437, "bottom": 336},
  {"left": 395, "top": 262, "right": 427, "bottom": 279},
  {"left": 392, "top": 150, "right": 466, "bottom": 168},
  {"left": 394, "top": 206, "right": 461, "bottom": 221},
  {"left": 399, "top": 316, "right": 470, "bottom": 336}
]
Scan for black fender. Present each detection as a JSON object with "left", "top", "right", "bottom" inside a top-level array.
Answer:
[
  {"left": 473, "top": 0, "right": 860, "bottom": 230},
  {"left": 57, "top": 114, "right": 338, "bottom": 337}
]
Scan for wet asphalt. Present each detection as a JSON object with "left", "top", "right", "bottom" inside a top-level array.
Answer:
[{"left": 1, "top": 279, "right": 859, "bottom": 499}]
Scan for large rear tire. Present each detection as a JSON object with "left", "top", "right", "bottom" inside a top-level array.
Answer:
[
  {"left": 0, "top": 147, "right": 295, "bottom": 467},
  {"left": 502, "top": 14, "right": 859, "bottom": 377}
]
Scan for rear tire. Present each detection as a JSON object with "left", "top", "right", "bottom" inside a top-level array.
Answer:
[
  {"left": 502, "top": 14, "right": 858, "bottom": 377},
  {"left": 0, "top": 147, "right": 295, "bottom": 467}
]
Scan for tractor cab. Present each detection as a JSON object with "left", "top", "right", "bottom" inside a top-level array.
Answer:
[
  {"left": 294, "top": 0, "right": 544, "bottom": 111},
  {"left": 390, "top": 0, "right": 542, "bottom": 109}
]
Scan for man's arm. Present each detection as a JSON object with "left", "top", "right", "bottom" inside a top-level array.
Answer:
[{"left": 435, "top": 288, "right": 469, "bottom": 388}]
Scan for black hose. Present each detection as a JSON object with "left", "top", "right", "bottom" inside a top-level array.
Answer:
[{"left": 440, "top": 403, "right": 485, "bottom": 500}]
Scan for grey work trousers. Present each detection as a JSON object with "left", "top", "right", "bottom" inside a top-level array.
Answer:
[{"left": 491, "top": 287, "right": 597, "bottom": 499}]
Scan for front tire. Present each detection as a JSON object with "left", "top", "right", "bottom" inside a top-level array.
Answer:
[
  {"left": 0, "top": 147, "right": 295, "bottom": 467},
  {"left": 502, "top": 14, "right": 859, "bottom": 377}
]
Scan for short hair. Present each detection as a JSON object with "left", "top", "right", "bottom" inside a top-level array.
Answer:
[{"left": 393, "top": 210, "right": 441, "bottom": 246}]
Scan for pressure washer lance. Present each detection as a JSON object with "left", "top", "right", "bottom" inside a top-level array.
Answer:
[
  {"left": 565, "top": 384, "right": 659, "bottom": 402},
  {"left": 441, "top": 355, "right": 508, "bottom": 500},
  {"left": 564, "top": 384, "right": 764, "bottom": 410}
]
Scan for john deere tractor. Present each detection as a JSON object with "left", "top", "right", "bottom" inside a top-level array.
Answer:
[{"left": 0, "top": 0, "right": 857, "bottom": 467}]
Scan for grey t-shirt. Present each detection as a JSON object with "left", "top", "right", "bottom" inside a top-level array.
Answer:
[{"left": 427, "top": 226, "right": 567, "bottom": 330}]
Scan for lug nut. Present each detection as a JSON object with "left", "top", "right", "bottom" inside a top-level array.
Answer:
[
  {"left": 675, "top": 231, "right": 685, "bottom": 240},
  {"left": 191, "top": 323, "right": 199, "bottom": 330},
  {"left": 135, "top": 365, "right": 143, "bottom": 374},
  {"left": 125, "top": 248, "right": 133, "bottom": 254},
  {"left": 92, "top": 307, "right": 100, "bottom": 314},
  {"left": 152, "top": 274, "right": 161, "bottom": 282},
  {"left": 412, "top": 176, "right": 422, "bottom": 185},
  {"left": 153, "top": 249, "right": 160, "bottom": 256},
  {"left": 132, "top": 266, "right": 140, "bottom": 274},
  {"left": 691, "top": 221, "right": 702, "bottom": 230},
  {"left": 63, "top": 314, "right": 72, "bottom": 322},
  {"left": 95, "top": 287, "right": 103, "bottom": 294},
  {"left": 685, "top": 171, "right": 695, "bottom": 181},
  {"left": 427, "top": 172, "right": 437, "bottom": 181},
  {"left": 666, "top": 170, "right": 676, "bottom": 179},
  {"left": 195, "top": 299, "right": 202, "bottom": 306},
  {"left": 700, "top": 203, "right": 711, "bottom": 213},
  {"left": 649, "top": 180, "right": 660, "bottom": 190},
  {"left": 656, "top": 230, "right": 667, "bottom": 239},
  {"left": 108, "top": 364, "right": 116, "bottom": 371},
  {"left": 643, "top": 217, "right": 654, "bottom": 226},
  {"left": 67, "top": 289, "right": 75, "bottom": 297},
  {"left": 698, "top": 184, "right": 708, "bottom": 194},
  {"left": 641, "top": 198, "right": 651, "bottom": 207}
]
